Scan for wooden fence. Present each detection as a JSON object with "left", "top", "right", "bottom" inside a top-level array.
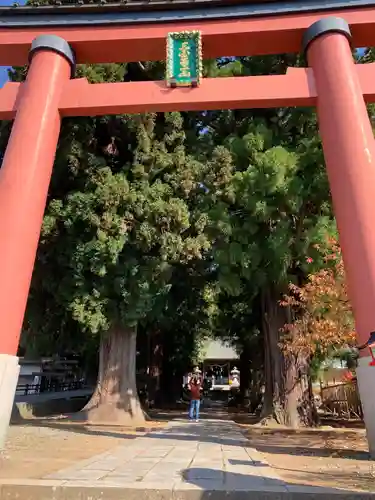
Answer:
[{"left": 320, "top": 380, "right": 363, "bottom": 419}]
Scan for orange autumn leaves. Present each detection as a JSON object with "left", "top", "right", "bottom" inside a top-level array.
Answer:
[{"left": 280, "top": 239, "right": 356, "bottom": 357}]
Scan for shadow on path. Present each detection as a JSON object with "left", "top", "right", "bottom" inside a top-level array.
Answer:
[
  {"left": 182, "top": 467, "right": 375, "bottom": 497},
  {"left": 13, "top": 416, "right": 371, "bottom": 461}
]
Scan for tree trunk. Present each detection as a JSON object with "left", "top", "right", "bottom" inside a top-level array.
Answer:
[
  {"left": 147, "top": 332, "right": 163, "bottom": 408},
  {"left": 157, "top": 335, "right": 182, "bottom": 407},
  {"left": 249, "top": 370, "right": 264, "bottom": 414},
  {"left": 239, "top": 346, "right": 251, "bottom": 405},
  {"left": 82, "top": 325, "right": 146, "bottom": 426},
  {"left": 261, "top": 287, "right": 317, "bottom": 427}
]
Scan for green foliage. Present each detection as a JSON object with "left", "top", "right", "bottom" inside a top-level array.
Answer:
[
  {"left": 27, "top": 111, "right": 216, "bottom": 340},
  {"left": 333, "top": 347, "right": 359, "bottom": 371}
]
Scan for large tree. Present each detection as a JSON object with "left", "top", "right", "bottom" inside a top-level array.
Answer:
[
  {"left": 198, "top": 55, "right": 338, "bottom": 426},
  {"left": 28, "top": 108, "right": 218, "bottom": 424}
]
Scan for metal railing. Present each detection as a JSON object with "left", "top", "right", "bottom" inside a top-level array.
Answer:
[{"left": 16, "top": 380, "right": 87, "bottom": 396}]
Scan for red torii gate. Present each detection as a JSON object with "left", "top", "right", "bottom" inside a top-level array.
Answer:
[{"left": 0, "top": 1, "right": 374, "bottom": 454}]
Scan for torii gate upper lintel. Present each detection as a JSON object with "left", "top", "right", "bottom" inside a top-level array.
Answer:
[{"left": 0, "top": 2, "right": 374, "bottom": 454}]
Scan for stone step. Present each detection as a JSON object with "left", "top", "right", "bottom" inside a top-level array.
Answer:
[{"left": 0, "top": 479, "right": 374, "bottom": 500}]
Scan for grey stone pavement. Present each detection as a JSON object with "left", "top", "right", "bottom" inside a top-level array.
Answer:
[{"left": 44, "top": 418, "right": 287, "bottom": 490}]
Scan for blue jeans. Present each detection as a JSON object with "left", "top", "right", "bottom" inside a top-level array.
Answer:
[{"left": 189, "top": 399, "right": 200, "bottom": 420}]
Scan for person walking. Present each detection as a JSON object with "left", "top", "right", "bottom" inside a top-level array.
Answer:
[{"left": 188, "top": 376, "right": 202, "bottom": 422}]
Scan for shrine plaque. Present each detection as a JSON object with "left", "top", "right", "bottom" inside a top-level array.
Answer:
[{"left": 166, "top": 31, "right": 202, "bottom": 88}]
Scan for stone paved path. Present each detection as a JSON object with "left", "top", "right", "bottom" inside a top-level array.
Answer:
[{"left": 45, "top": 418, "right": 287, "bottom": 490}]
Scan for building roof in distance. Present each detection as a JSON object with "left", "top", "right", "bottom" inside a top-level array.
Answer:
[{"left": 201, "top": 339, "right": 238, "bottom": 361}]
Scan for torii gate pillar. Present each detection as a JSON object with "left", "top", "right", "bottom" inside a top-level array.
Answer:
[
  {"left": 304, "top": 18, "right": 375, "bottom": 455},
  {"left": 0, "top": 35, "right": 74, "bottom": 448}
]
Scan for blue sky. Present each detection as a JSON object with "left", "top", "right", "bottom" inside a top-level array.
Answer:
[{"left": 0, "top": 67, "right": 9, "bottom": 88}]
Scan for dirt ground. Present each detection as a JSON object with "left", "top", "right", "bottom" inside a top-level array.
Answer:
[
  {"left": 242, "top": 425, "right": 375, "bottom": 492},
  {"left": 0, "top": 420, "right": 164, "bottom": 480}
]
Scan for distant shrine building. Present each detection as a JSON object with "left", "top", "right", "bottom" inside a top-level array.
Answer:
[{"left": 191, "top": 340, "right": 240, "bottom": 391}]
